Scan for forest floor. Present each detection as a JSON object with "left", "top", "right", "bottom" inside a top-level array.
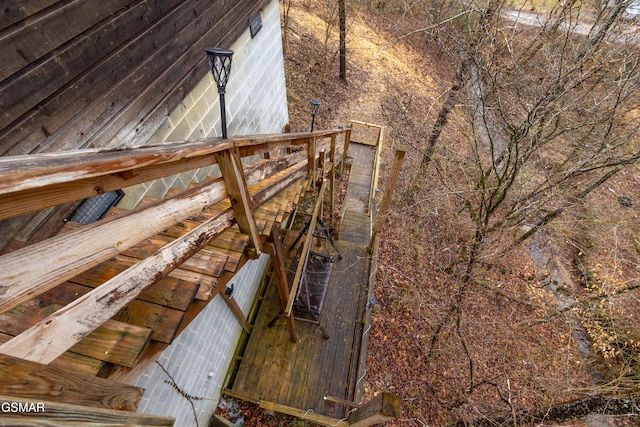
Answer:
[{"left": 224, "top": 1, "right": 640, "bottom": 426}]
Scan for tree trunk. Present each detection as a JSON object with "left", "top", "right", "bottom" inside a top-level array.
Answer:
[{"left": 338, "top": 0, "right": 347, "bottom": 81}]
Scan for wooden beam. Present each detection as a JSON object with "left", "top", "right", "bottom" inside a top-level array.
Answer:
[
  {"left": 220, "top": 292, "right": 250, "bottom": 333},
  {"left": 347, "top": 392, "right": 401, "bottom": 427},
  {"left": 0, "top": 130, "right": 344, "bottom": 221},
  {"left": 0, "top": 353, "right": 143, "bottom": 411},
  {"left": 285, "top": 180, "right": 327, "bottom": 316},
  {"left": 0, "top": 395, "right": 174, "bottom": 425},
  {"left": 306, "top": 137, "right": 316, "bottom": 185},
  {"left": 0, "top": 211, "right": 235, "bottom": 365},
  {"left": 0, "top": 138, "right": 232, "bottom": 221},
  {"left": 0, "top": 132, "right": 337, "bottom": 196},
  {"left": 370, "top": 125, "right": 384, "bottom": 205},
  {"left": 329, "top": 135, "right": 337, "bottom": 234},
  {"left": 0, "top": 156, "right": 308, "bottom": 317},
  {"left": 0, "top": 178, "right": 228, "bottom": 315},
  {"left": 216, "top": 148, "right": 262, "bottom": 256},
  {"left": 265, "top": 224, "right": 297, "bottom": 343},
  {"left": 349, "top": 120, "right": 384, "bottom": 129},
  {"left": 258, "top": 401, "right": 348, "bottom": 427},
  {"left": 370, "top": 146, "right": 406, "bottom": 247},
  {"left": 341, "top": 126, "right": 352, "bottom": 176}
]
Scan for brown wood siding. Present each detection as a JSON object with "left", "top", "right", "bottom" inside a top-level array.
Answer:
[{"left": 0, "top": 0, "right": 270, "bottom": 156}]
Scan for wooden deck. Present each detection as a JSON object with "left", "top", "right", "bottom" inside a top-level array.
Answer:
[{"left": 225, "top": 142, "right": 378, "bottom": 419}]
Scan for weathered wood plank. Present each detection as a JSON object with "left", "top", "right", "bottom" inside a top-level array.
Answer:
[
  {"left": 114, "top": 300, "right": 185, "bottom": 345},
  {"left": 0, "top": 135, "right": 313, "bottom": 222},
  {"left": 0, "top": 178, "right": 228, "bottom": 315},
  {"left": 0, "top": 134, "right": 318, "bottom": 197},
  {"left": 0, "top": 144, "right": 228, "bottom": 220},
  {"left": 0, "top": 297, "right": 153, "bottom": 367},
  {"left": 0, "top": 395, "right": 174, "bottom": 425},
  {"left": 0, "top": 353, "right": 142, "bottom": 410},
  {"left": 216, "top": 148, "right": 262, "bottom": 254},
  {"left": 121, "top": 235, "right": 229, "bottom": 276},
  {"left": 0, "top": 210, "right": 235, "bottom": 364},
  {"left": 0, "top": 0, "right": 183, "bottom": 145},
  {"left": 164, "top": 222, "right": 248, "bottom": 253},
  {"left": 41, "top": 282, "right": 186, "bottom": 345},
  {"left": 0, "top": 0, "right": 133, "bottom": 81},
  {"left": 70, "top": 256, "right": 199, "bottom": 312},
  {"left": 0, "top": 0, "right": 59, "bottom": 30},
  {"left": 0, "top": 331, "right": 105, "bottom": 376}
]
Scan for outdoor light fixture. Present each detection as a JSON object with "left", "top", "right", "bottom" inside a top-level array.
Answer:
[
  {"left": 205, "top": 47, "right": 234, "bottom": 138},
  {"left": 310, "top": 99, "right": 321, "bottom": 132}
]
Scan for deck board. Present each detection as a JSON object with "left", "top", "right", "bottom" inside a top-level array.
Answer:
[
  {"left": 226, "top": 141, "right": 377, "bottom": 419},
  {"left": 229, "top": 240, "right": 369, "bottom": 417}
]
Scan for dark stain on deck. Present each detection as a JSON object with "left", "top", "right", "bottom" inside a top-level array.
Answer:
[{"left": 225, "top": 142, "right": 377, "bottom": 419}]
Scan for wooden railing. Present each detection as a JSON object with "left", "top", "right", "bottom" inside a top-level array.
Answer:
[{"left": 0, "top": 128, "right": 347, "bottom": 366}]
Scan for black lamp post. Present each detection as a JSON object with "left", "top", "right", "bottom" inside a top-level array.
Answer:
[
  {"left": 205, "top": 47, "right": 234, "bottom": 139},
  {"left": 310, "top": 99, "right": 321, "bottom": 132}
]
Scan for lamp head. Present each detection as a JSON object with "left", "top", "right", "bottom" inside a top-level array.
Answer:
[
  {"left": 310, "top": 99, "right": 321, "bottom": 116},
  {"left": 205, "top": 47, "right": 234, "bottom": 94}
]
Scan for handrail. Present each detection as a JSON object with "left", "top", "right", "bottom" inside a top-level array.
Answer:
[
  {"left": 285, "top": 179, "right": 328, "bottom": 317},
  {"left": 0, "top": 128, "right": 346, "bottom": 221}
]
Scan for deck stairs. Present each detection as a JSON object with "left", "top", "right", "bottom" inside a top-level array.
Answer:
[
  {"left": 0, "top": 128, "right": 342, "bottom": 424},
  {"left": 0, "top": 122, "right": 401, "bottom": 426}
]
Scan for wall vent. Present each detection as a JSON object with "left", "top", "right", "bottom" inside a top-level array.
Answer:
[{"left": 64, "top": 190, "right": 125, "bottom": 224}]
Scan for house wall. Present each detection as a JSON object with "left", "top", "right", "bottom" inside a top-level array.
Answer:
[
  {"left": 131, "top": 1, "right": 286, "bottom": 424},
  {"left": 134, "top": 253, "right": 270, "bottom": 426},
  {"left": 0, "top": 0, "right": 271, "bottom": 252},
  {"left": 117, "top": 0, "right": 289, "bottom": 209}
]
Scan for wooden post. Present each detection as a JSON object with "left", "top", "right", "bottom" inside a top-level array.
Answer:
[
  {"left": 329, "top": 135, "right": 337, "bottom": 235},
  {"left": 267, "top": 224, "right": 297, "bottom": 343},
  {"left": 347, "top": 392, "right": 401, "bottom": 427},
  {"left": 307, "top": 137, "right": 316, "bottom": 187},
  {"left": 341, "top": 126, "right": 352, "bottom": 175},
  {"left": 221, "top": 292, "right": 250, "bottom": 333},
  {"left": 369, "top": 146, "right": 405, "bottom": 248},
  {"left": 286, "top": 180, "right": 327, "bottom": 316},
  {"left": 371, "top": 126, "right": 384, "bottom": 197},
  {"left": 318, "top": 149, "right": 326, "bottom": 184},
  {"left": 216, "top": 148, "right": 262, "bottom": 257}
]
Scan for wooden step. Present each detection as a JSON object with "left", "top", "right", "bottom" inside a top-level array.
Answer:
[
  {"left": 121, "top": 234, "right": 230, "bottom": 275},
  {"left": 0, "top": 332, "right": 105, "bottom": 376},
  {"left": 0, "top": 353, "right": 143, "bottom": 411},
  {"left": 60, "top": 229, "right": 218, "bottom": 302},
  {"left": 163, "top": 220, "right": 249, "bottom": 252},
  {"left": 71, "top": 255, "right": 199, "bottom": 311},
  {"left": 43, "top": 282, "right": 186, "bottom": 345},
  {"left": 0, "top": 298, "right": 152, "bottom": 368}
]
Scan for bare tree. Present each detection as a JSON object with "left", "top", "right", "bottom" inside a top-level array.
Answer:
[
  {"left": 339, "top": 0, "right": 347, "bottom": 80},
  {"left": 454, "top": 0, "right": 640, "bottom": 276},
  {"left": 390, "top": 0, "right": 640, "bottom": 276}
]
